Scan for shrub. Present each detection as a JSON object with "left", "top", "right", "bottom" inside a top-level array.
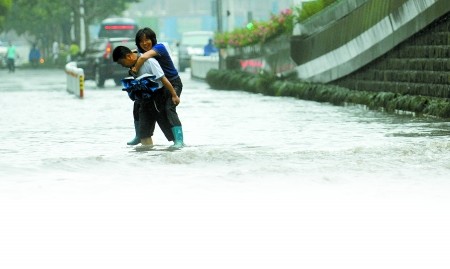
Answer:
[
  {"left": 214, "top": 8, "right": 294, "bottom": 48},
  {"left": 206, "top": 69, "right": 450, "bottom": 119}
]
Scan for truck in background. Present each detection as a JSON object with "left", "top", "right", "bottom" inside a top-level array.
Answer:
[{"left": 98, "top": 18, "right": 139, "bottom": 39}]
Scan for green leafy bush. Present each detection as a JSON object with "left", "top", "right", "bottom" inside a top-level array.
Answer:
[
  {"left": 214, "top": 0, "right": 339, "bottom": 49},
  {"left": 214, "top": 8, "right": 295, "bottom": 48},
  {"left": 296, "top": 0, "right": 338, "bottom": 22}
]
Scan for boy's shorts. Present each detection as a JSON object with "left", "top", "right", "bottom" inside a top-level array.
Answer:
[
  {"left": 139, "top": 99, "right": 159, "bottom": 139},
  {"left": 138, "top": 88, "right": 175, "bottom": 141}
]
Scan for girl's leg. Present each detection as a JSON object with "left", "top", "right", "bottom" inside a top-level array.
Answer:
[{"left": 166, "top": 77, "right": 184, "bottom": 147}]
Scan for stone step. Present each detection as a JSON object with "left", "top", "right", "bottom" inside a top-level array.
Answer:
[
  {"left": 389, "top": 45, "right": 450, "bottom": 58},
  {"left": 371, "top": 58, "right": 449, "bottom": 71},
  {"left": 406, "top": 32, "right": 449, "bottom": 46},
  {"left": 334, "top": 79, "right": 450, "bottom": 98},
  {"left": 429, "top": 13, "right": 450, "bottom": 33},
  {"left": 351, "top": 70, "right": 449, "bottom": 84}
]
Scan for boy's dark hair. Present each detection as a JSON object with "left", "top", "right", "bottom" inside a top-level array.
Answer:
[
  {"left": 112, "top": 46, "right": 132, "bottom": 62},
  {"left": 135, "top": 27, "right": 158, "bottom": 53}
]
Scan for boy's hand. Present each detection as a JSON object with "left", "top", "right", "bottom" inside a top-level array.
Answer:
[
  {"left": 172, "top": 95, "right": 180, "bottom": 106},
  {"left": 131, "top": 66, "right": 138, "bottom": 74},
  {"left": 128, "top": 68, "right": 137, "bottom": 77}
]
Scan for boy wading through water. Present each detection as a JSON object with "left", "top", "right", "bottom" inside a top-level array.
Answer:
[
  {"left": 127, "top": 27, "right": 185, "bottom": 148},
  {"left": 113, "top": 45, "right": 181, "bottom": 148}
]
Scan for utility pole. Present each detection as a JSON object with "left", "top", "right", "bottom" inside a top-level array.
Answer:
[
  {"left": 216, "top": 0, "right": 224, "bottom": 69},
  {"left": 227, "top": 0, "right": 234, "bottom": 32},
  {"left": 217, "top": 0, "right": 223, "bottom": 33},
  {"left": 79, "top": 0, "right": 86, "bottom": 52}
]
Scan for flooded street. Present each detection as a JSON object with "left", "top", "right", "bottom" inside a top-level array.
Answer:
[{"left": 1, "top": 69, "right": 450, "bottom": 269}]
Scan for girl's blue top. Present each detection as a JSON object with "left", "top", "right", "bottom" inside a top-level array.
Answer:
[{"left": 141, "top": 43, "right": 179, "bottom": 81}]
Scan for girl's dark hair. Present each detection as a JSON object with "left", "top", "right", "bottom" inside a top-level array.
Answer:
[{"left": 135, "top": 27, "right": 158, "bottom": 53}]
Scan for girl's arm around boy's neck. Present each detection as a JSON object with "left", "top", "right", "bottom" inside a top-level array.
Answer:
[{"left": 132, "top": 49, "right": 158, "bottom": 73}]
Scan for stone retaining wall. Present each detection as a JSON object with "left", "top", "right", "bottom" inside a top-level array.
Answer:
[
  {"left": 290, "top": 0, "right": 449, "bottom": 83},
  {"left": 334, "top": 12, "right": 449, "bottom": 98}
]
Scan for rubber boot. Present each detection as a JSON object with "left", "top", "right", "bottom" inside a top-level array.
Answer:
[
  {"left": 127, "top": 120, "right": 141, "bottom": 145},
  {"left": 171, "top": 126, "right": 184, "bottom": 148}
]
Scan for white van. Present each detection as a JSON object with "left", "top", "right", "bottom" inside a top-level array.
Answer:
[{"left": 177, "top": 31, "right": 213, "bottom": 72}]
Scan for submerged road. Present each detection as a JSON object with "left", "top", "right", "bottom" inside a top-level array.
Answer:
[{"left": 1, "top": 68, "right": 450, "bottom": 269}]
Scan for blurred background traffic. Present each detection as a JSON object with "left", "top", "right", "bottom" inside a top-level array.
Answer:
[{"left": 0, "top": 0, "right": 300, "bottom": 70}]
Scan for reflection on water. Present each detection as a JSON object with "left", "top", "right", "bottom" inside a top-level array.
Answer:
[
  {"left": 387, "top": 124, "right": 450, "bottom": 137},
  {"left": 389, "top": 130, "right": 450, "bottom": 137}
]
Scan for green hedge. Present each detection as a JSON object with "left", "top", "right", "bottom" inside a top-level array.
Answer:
[
  {"left": 205, "top": 69, "right": 450, "bottom": 118},
  {"left": 297, "top": 0, "right": 339, "bottom": 22}
]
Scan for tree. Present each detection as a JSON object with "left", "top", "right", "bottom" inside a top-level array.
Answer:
[
  {"left": 65, "top": 0, "right": 140, "bottom": 50},
  {"left": 0, "top": 0, "right": 12, "bottom": 30},
  {"left": 3, "top": 0, "right": 139, "bottom": 56},
  {"left": 5, "top": 0, "right": 69, "bottom": 51}
]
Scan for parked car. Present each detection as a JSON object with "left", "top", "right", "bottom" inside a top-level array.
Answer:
[
  {"left": 177, "top": 31, "right": 213, "bottom": 72},
  {"left": 76, "top": 37, "right": 135, "bottom": 87}
]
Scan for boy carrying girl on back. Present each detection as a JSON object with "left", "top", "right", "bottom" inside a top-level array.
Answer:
[
  {"left": 112, "top": 45, "right": 180, "bottom": 148},
  {"left": 125, "top": 27, "right": 185, "bottom": 148}
]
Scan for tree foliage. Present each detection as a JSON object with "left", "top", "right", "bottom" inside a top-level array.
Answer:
[
  {"left": 0, "top": 0, "right": 12, "bottom": 30},
  {"left": 3, "top": 0, "right": 139, "bottom": 51}
]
